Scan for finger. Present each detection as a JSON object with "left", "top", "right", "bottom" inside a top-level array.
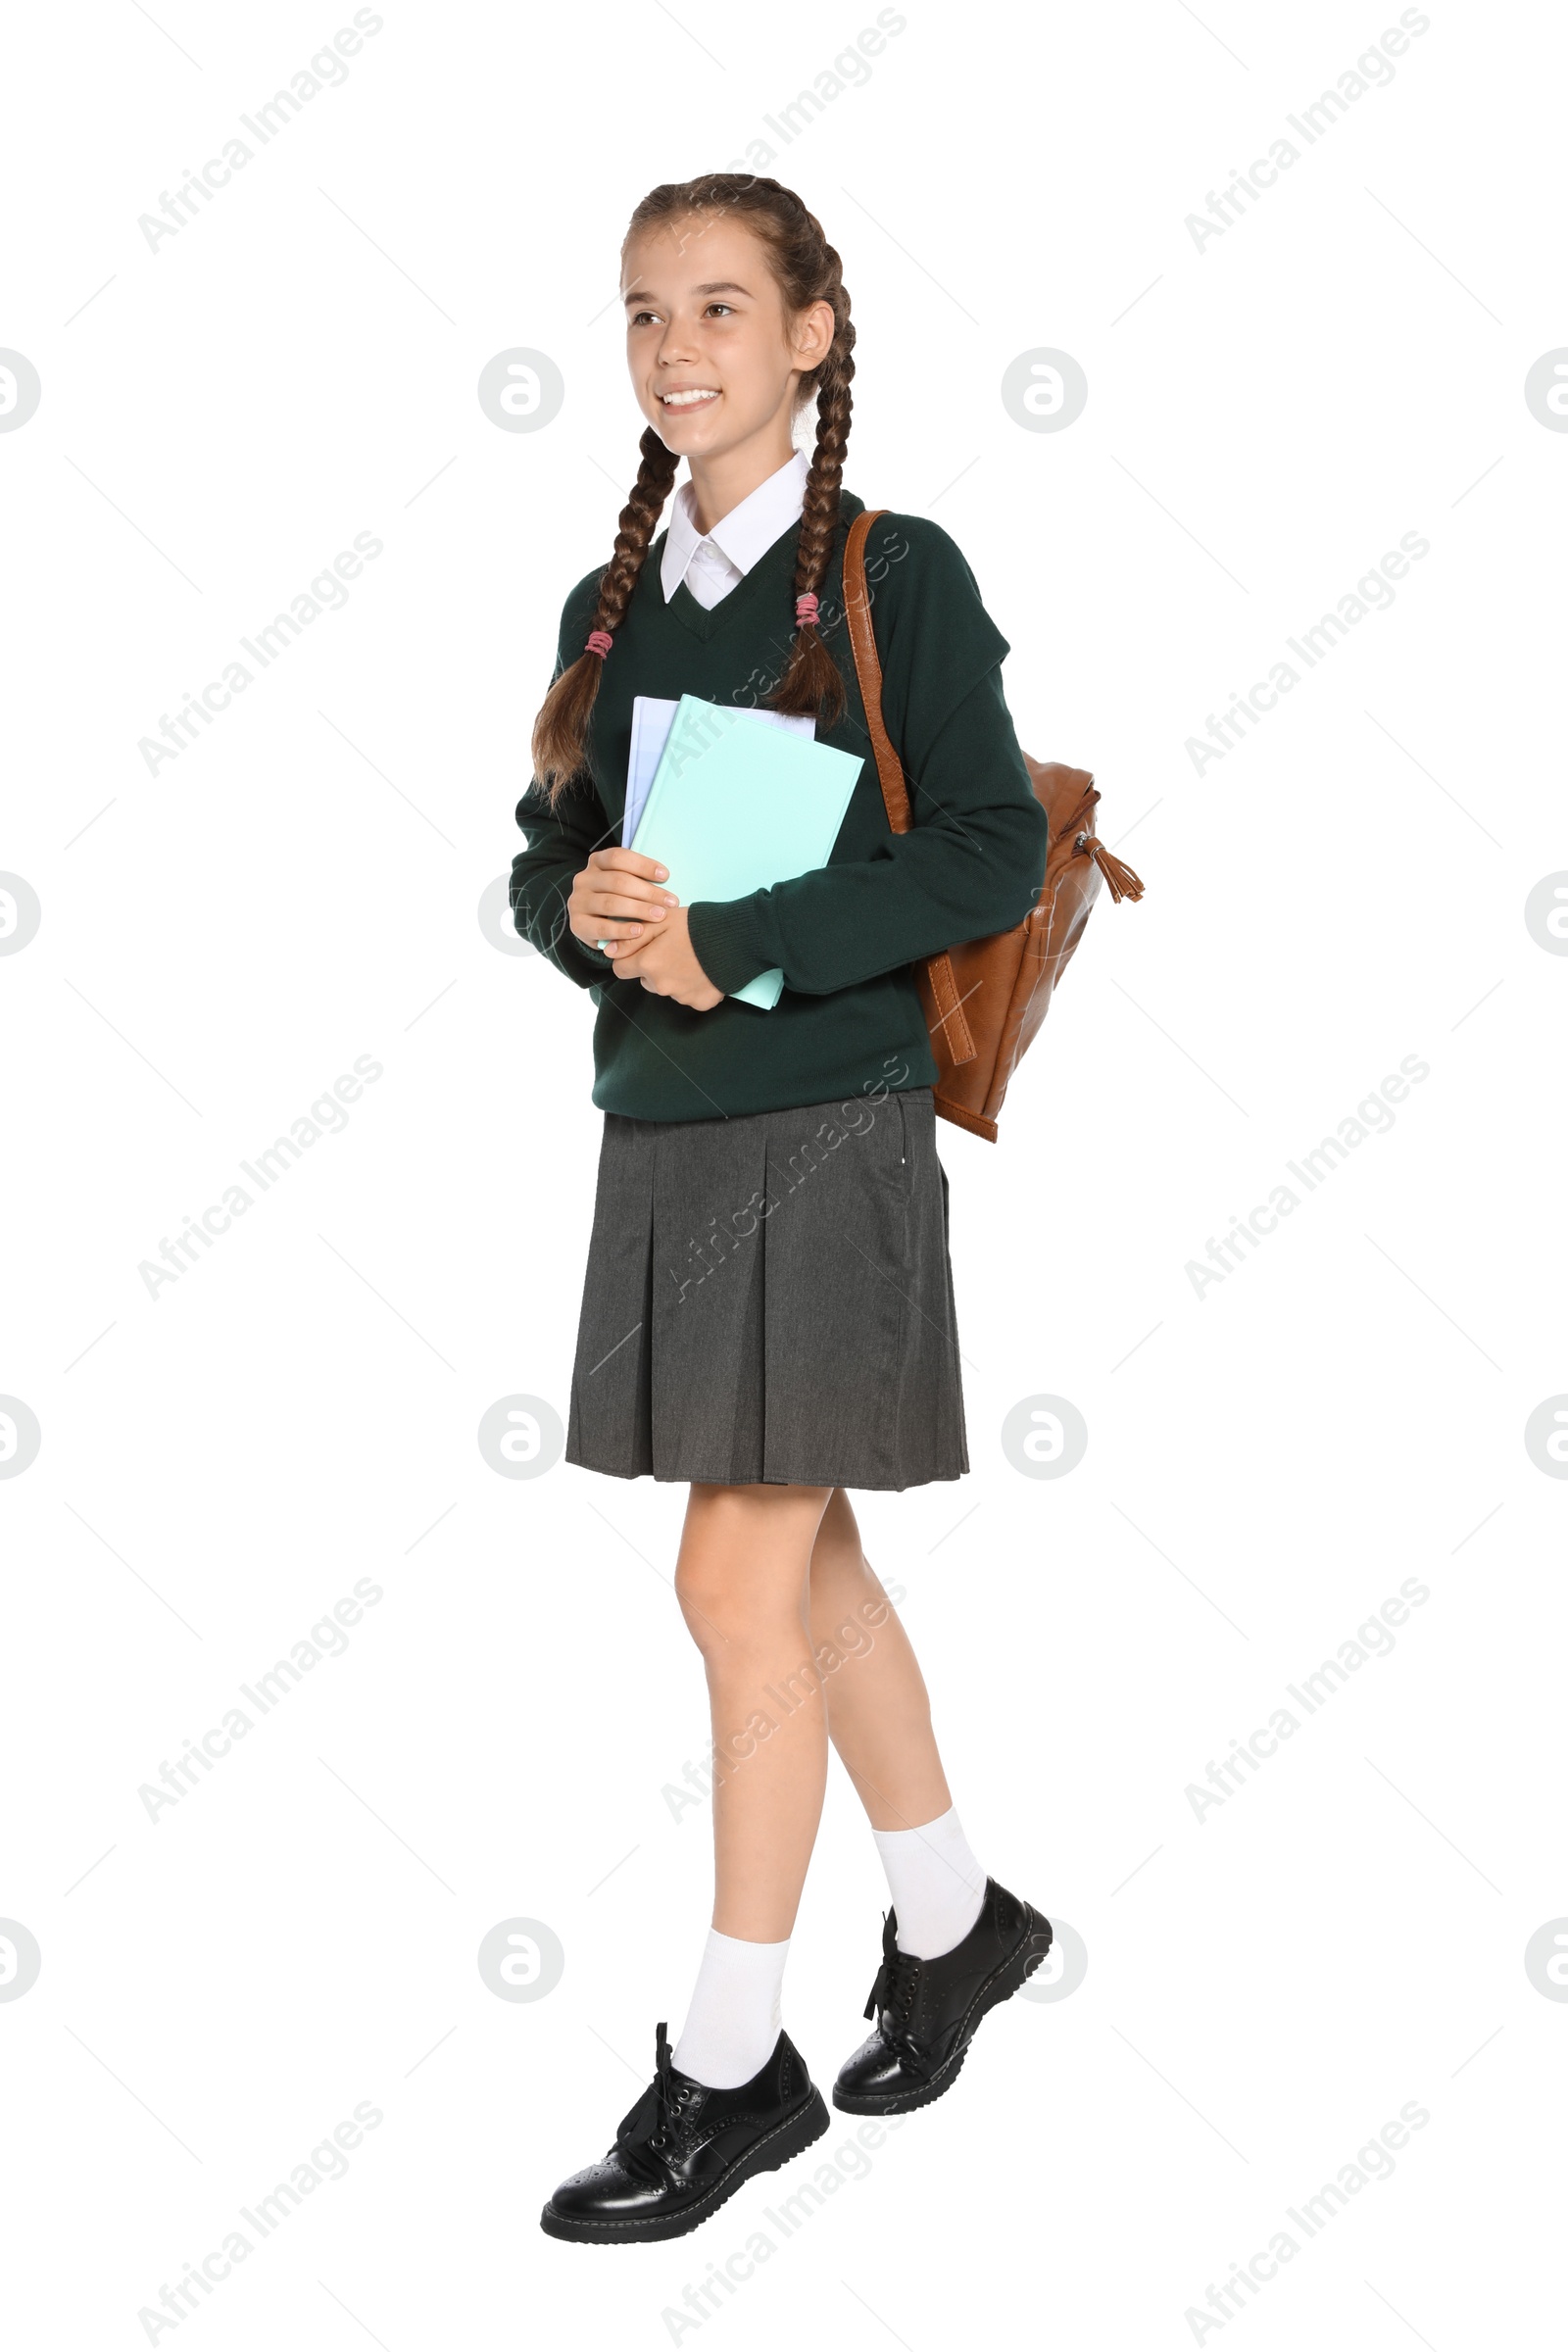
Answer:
[
  {"left": 600, "top": 880, "right": 679, "bottom": 912},
  {"left": 590, "top": 847, "right": 671, "bottom": 882},
  {"left": 577, "top": 917, "right": 653, "bottom": 946},
  {"left": 583, "top": 891, "right": 672, "bottom": 921}
]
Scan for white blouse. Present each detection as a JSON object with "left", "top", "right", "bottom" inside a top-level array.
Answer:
[{"left": 660, "top": 448, "right": 810, "bottom": 611}]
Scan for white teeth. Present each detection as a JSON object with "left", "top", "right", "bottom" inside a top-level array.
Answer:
[{"left": 662, "top": 389, "right": 719, "bottom": 407}]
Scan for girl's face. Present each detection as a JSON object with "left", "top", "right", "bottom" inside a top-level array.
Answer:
[{"left": 620, "top": 214, "right": 834, "bottom": 464}]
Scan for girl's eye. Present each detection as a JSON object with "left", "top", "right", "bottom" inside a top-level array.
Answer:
[
  {"left": 627, "top": 303, "right": 735, "bottom": 329},
  {"left": 627, "top": 304, "right": 735, "bottom": 327}
]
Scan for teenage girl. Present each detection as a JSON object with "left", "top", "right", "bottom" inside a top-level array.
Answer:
[{"left": 513, "top": 174, "right": 1054, "bottom": 2246}]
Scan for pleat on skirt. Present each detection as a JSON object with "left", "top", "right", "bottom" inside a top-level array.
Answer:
[{"left": 564, "top": 1084, "right": 969, "bottom": 1491}]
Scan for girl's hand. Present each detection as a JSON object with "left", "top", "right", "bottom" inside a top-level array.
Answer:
[
  {"left": 568, "top": 848, "right": 678, "bottom": 954},
  {"left": 612, "top": 905, "right": 724, "bottom": 1009}
]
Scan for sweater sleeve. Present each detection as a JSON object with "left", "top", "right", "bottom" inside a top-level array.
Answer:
[
  {"left": 510, "top": 772, "right": 619, "bottom": 989},
  {"left": 509, "top": 574, "right": 619, "bottom": 991},
  {"left": 684, "top": 518, "right": 1050, "bottom": 999}
]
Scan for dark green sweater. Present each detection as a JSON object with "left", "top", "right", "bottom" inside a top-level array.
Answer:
[{"left": 511, "top": 489, "right": 1049, "bottom": 1122}]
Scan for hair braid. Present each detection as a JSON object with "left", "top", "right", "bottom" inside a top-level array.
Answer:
[
  {"left": 530, "top": 427, "right": 678, "bottom": 808},
  {"left": 764, "top": 299, "right": 855, "bottom": 730}
]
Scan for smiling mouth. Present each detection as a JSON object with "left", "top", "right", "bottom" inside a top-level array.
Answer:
[{"left": 660, "top": 388, "right": 720, "bottom": 409}]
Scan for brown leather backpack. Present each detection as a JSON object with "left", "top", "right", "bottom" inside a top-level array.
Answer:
[{"left": 844, "top": 507, "right": 1145, "bottom": 1143}]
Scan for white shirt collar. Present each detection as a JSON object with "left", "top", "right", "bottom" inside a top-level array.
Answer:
[{"left": 661, "top": 448, "right": 810, "bottom": 604}]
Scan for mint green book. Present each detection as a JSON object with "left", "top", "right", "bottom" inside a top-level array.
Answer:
[{"left": 628, "top": 695, "right": 864, "bottom": 1008}]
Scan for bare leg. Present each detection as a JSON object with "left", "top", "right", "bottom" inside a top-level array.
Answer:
[
  {"left": 806, "top": 1487, "right": 954, "bottom": 1831},
  {"left": 673, "top": 1480, "right": 835, "bottom": 1941},
  {"left": 542, "top": 1480, "right": 842, "bottom": 2228}
]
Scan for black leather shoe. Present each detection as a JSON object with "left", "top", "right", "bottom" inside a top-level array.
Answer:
[
  {"left": 540, "top": 2022, "right": 829, "bottom": 2244},
  {"left": 833, "top": 1877, "right": 1053, "bottom": 2115}
]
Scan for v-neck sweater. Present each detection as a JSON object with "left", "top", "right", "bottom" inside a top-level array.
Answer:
[{"left": 511, "top": 489, "right": 1050, "bottom": 1122}]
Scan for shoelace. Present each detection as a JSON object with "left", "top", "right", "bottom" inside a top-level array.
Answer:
[
  {"left": 614, "top": 2024, "right": 703, "bottom": 2180},
  {"left": 864, "top": 1942, "right": 925, "bottom": 2043}
]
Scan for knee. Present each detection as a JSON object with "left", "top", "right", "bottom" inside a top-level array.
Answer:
[
  {"left": 673, "top": 1554, "right": 811, "bottom": 1664},
  {"left": 674, "top": 1485, "right": 828, "bottom": 1655},
  {"left": 809, "top": 1543, "right": 895, "bottom": 1658},
  {"left": 808, "top": 1518, "right": 876, "bottom": 1608},
  {"left": 673, "top": 1555, "right": 736, "bottom": 1656}
]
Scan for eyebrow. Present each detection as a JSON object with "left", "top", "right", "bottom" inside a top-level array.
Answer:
[{"left": 622, "top": 281, "right": 754, "bottom": 306}]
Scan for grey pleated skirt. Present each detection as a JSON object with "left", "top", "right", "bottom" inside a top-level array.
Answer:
[{"left": 564, "top": 1084, "right": 969, "bottom": 1491}]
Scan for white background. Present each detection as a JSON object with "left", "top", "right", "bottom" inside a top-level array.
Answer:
[{"left": 4, "top": 0, "right": 1565, "bottom": 2344}]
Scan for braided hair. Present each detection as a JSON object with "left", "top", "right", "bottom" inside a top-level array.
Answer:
[{"left": 530, "top": 174, "right": 855, "bottom": 808}]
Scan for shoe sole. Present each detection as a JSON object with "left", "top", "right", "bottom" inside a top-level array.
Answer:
[
  {"left": 539, "top": 2085, "right": 831, "bottom": 2245},
  {"left": 831, "top": 1906, "right": 1054, "bottom": 2117}
]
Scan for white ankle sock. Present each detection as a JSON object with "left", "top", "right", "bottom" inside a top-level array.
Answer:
[
  {"left": 872, "top": 1806, "right": 988, "bottom": 1960},
  {"left": 671, "top": 1929, "right": 790, "bottom": 2089}
]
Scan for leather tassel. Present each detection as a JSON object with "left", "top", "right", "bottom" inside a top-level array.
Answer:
[{"left": 1080, "top": 836, "right": 1146, "bottom": 904}]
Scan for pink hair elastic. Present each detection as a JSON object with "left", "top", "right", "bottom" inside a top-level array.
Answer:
[
  {"left": 585, "top": 629, "right": 613, "bottom": 660},
  {"left": 794, "top": 592, "right": 819, "bottom": 628}
]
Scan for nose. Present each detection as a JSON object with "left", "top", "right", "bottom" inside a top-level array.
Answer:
[{"left": 656, "top": 315, "right": 699, "bottom": 369}]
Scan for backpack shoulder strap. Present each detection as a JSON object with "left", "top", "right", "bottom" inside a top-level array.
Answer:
[
  {"left": 841, "top": 505, "right": 978, "bottom": 1069},
  {"left": 843, "top": 508, "right": 914, "bottom": 834}
]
